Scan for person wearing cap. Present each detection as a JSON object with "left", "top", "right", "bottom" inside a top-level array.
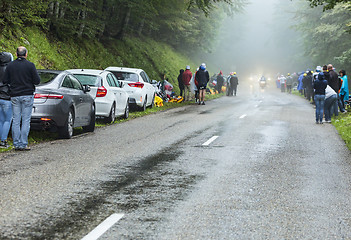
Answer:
[
  {"left": 286, "top": 73, "right": 293, "bottom": 94},
  {"left": 195, "top": 63, "right": 209, "bottom": 105},
  {"left": 216, "top": 71, "right": 224, "bottom": 94},
  {"left": 229, "top": 72, "right": 239, "bottom": 96},
  {"left": 182, "top": 65, "right": 192, "bottom": 101}
]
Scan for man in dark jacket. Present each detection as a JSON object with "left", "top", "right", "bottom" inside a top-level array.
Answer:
[
  {"left": 177, "top": 69, "right": 184, "bottom": 98},
  {"left": 195, "top": 63, "right": 209, "bottom": 105},
  {"left": 229, "top": 72, "right": 239, "bottom": 96},
  {"left": 4, "top": 46, "right": 40, "bottom": 150},
  {"left": 327, "top": 64, "right": 341, "bottom": 116},
  {"left": 216, "top": 71, "right": 224, "bottom": 93}
]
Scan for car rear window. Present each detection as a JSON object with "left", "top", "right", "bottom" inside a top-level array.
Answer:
[
  {"left": 38, "top": 72, "right": 58, "bottom": 85},
  {"left": 111, "top": 72, "right": 139, "bottom": 82},
  {"left": 73, "top": 74, "right": 102, "bottom": 87}
]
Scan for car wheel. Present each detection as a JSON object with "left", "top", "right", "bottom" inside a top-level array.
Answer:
[
  {"left": 140, "top": 98, "right": 147, "bottom": 111},
  {"left": 124, "top": 102, "right": 129, "bottom": 119},
  {"left": 59, "top": 108, "right": 74, "bottom": 139},
  {"left": 83, "top": 104, "right": 95, "bottom": 132},
  {"left": 150, "top": 94, "right": 155, "bottom": 108},
  {"left": 105, "top": 103, "right": 116, "bottom": 123}
]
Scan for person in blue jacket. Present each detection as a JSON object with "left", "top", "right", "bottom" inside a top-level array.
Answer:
[{"left": 338, "top": 70, "right": 349, "bottom": 113}]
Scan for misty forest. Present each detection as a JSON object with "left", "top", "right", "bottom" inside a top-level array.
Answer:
[{"left": 0, "top": 0, "right": 351, "bottom": 78}]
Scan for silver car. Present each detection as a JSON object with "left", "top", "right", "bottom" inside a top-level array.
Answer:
[{"left": 31, "top": 70, "right": 96, "bottom": 139}]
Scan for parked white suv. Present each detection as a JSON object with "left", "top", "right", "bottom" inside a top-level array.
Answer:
[
  {"left": 105, "top": 67, "right": 156, "bottom": 111},
  {"left": 68, "top": 69, "right": 129, "bottom": 123}
]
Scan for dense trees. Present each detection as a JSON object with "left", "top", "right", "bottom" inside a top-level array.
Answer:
[
  {"left": 306, "top": 0, "right": 351, "bottom": 10},
  {"left": 289, "top": 0, "right": 351, "bottom": 71},
  {"left": 0, "top": 0, "right": 247, "bottom": 53}
]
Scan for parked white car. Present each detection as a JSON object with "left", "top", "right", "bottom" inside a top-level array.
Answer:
[
  {"left": 105, "top": 67, "right": 156, "bottom": 111},
  {"left": 67, "top": 69, "right": 129, "bottom": 123}
]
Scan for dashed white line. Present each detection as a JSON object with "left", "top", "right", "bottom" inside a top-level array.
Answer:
[
  {"left": 81, "top": 213, "right": 124, "bottom": 240},
  {"left": 202, "top": 136, "right": 219, "bottom": 146},
  {"left": 239, "top": 114, "right": 247, "bottom": 119}
]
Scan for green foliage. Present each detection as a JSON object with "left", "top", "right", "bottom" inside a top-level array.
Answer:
[
  {"left": 291, "top": 1, "right": 351, "bottom": 72},
  {"left": 333, "top": 112, "right": 351, "bottom": 150},
  {"left": 307, "top": 0, "right": 351, "bottom": 10}
]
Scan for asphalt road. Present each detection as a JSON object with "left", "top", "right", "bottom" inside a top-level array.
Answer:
[{"left": 0, "top": 83, "right": 350, "bottom": 239}]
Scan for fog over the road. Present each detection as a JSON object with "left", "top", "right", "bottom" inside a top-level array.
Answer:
[{"left": 200, "top": 0, "right": 311, "bottom": 79}]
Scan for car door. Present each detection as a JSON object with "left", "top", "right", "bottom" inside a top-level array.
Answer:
[
  {"left": 69, "top": 75, "right": 91, "bottom": 126},
  {"left": 110, "top": 73, "right": 128, "bottom": 115},
  {"left": 140, "top": 71, "right": 154, "bottom": 106}
]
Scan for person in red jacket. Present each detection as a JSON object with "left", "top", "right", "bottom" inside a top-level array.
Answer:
[{"left": 182, "top": 65, "right": 192, "bottom": 101}]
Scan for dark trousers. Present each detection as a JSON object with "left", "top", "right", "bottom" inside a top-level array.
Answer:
[{"left": 338, "top": 94, "right": 346, "bottom": 112}]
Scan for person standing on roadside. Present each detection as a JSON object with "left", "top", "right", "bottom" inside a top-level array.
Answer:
[
  {"left": 327, "top": 64, "right": 340, "bottom": 116},
  {"left": 216, "top": 71, "right": 224, "bottom": 94},
  {"left": 286, "top": 73, "right": 293, "bottom": 94},
  {"left": 0, "top": 51, "right": 13, "bottom": 148},
  {"left": 182, "top": 65, "right": 192, "bottom": 101},
  {"left": 195, "top": 63, "right": 209, "bottom": 105},
  {"left": 313, "top": 72, "right": 328, "bottom": 124},
  {"left": 229, "top": 72, "right": 239, "bottom": 96},
  {"left": 324, "top": 85, "right": 337, "bottom": 123},
  {"left": 338, "top": 69, "right": 349, "bottom": 113},
  {"left": 3, "top": 46, "right": 40, "bottom": 151},
  {"left": 177, "top": 69, "right": 184, "bottom": 98}
]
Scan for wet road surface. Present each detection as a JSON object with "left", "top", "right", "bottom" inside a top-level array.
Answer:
[{"left": 0, "top": 84, "right": 350, "bottom": 239}]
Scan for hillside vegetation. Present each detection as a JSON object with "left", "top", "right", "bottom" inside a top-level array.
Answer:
[{"left": 0, "top": 27, "right": 200, "bottom": 94}]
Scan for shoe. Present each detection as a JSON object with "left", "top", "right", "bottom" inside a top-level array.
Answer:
[
  {"left": 0, "top": 141, "right": 9, "bottom": 148},
  {"left": 202, "top": 101, "right": 205, "bottom": 105},
  {"left": 14, "top": 146, "right": 31, "bottom": 151},
  {"left": 198, "top": 101, "right": 201, "bottom": 105}
]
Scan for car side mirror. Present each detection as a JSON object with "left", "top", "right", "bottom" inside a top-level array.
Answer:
[
  {"left": 83, "top": 85, "right": 91, "bottom": 93},
  {"left": 118, "top": 81, "right": 124, "bottom": 88},
  {"left": 151, "top": 80, "right": 157, "bottom": 84}
]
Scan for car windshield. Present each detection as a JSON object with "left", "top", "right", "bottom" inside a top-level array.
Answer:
[
  {"left": 74, "top": 74, "right": 102, "bottom": 87},
  {"left": 38, "top": 72, "right": 59, "bottom": 85},
  {"left": 111, "top": 72, "right": 139, "bottom": 82}
]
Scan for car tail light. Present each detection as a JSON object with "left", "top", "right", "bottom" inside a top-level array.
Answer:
[
  {"left": 128, "top": 82, "right": 144, "bottom": 88},
  {"left": 34, "top": 93, "right": 64, "bottom": 99},
  {"left": 96, "top": 86, "right": 107, "bottom": 97},
  {"left": 41, "top": 118, "right": 52, "bottom": 121}
]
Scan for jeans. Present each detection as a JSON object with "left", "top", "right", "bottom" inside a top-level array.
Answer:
[
  {"left": 0, "top": 99, "right": 13, "bottom": 141},
  {"left": 314, "top": 94, "right": 325, "bottom": 123},
  {"left": 324, "top": 94, "right": 337, "bottom": 121},
  {"left": 11, "top": 95, "right": 34, "bottom": 148}
]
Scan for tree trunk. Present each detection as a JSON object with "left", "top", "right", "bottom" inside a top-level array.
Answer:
[
  {"left": 138, "top": 18, "right": 145, "bottom": 36},
  {"left": 117, "top": 7, "right": 131, "bottom": 40}
]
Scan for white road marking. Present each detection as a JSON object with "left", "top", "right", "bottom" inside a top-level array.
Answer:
[
  {"left": 81, "top": 213, "right": 124, "bottom": 240},
  {"left": 239, "top": 114, "right": 247, "bottom": 119},
  {"left": 202, "top": 136, "right": 219, "bottom": 146}
]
